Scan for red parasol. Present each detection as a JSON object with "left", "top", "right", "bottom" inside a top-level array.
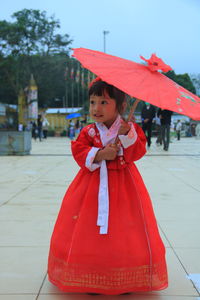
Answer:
[{"left": 73, "top": 48, "right": 200, "bottom": 120}]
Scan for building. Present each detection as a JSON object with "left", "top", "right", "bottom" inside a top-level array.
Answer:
[{"left": 44, "top": 107, "right": 83, "bottom": 133}]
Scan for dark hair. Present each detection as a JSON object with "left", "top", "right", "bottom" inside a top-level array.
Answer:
[{"left": 89, "top": 80, "right": 126, "bottom": 114}]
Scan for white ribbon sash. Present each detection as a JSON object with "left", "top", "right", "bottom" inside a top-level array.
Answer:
[
  {"left": 97, "top": 160, "right": 109, "bottom": 234},
  {"left": 86, "top": 116, "right": 137, "bottom": 235},
  {"left": 95, "top": 116, "right": 121, "bottom": 234}
]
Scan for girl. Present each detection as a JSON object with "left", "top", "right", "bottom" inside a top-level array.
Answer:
[{"left": 48, "top": 79, "right": 168, "bottom": 295}]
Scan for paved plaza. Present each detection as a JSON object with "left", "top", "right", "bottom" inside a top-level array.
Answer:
[{"left": 0, "top": 135, "right": 200, "bottom": 300}]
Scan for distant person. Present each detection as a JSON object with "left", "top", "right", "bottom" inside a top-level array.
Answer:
[
  {"left": 154, "top": 114, "right": 162, "bottom": 145},
  {"left": 26, "top": 121, "right": 32, "bottom": 132},
  {"left": 195, "top": 123, "right": 200, "bottom": 139},
  {"left": 37, "top": 115, "right": 43, "bottom": 141},
  {"left": 191, "top": 124, "right": 196, "bottom": 136},
  {"left": 68, "top": 120, "right": 75, "bottom": 140},
  {"left": 79, "top": 121, "right": 84, "bottom": 131},
  {"left": 75, "top": 119, "right": 80, "bottom": 135},
  {"left": 175, "top": 120, "right": 182, "bottom": 140},
  {"left": 18, "top": 123, "right": 23, "bottom": 131},
  {"left": 31, "top": 121, "right": 37, "bottom": 140},
  {"left": 42, "top": 117, "right": 50, "bottom": 139},
  {"left": 157, "top": 109, "right": 173, "bottom": 151},
  {"left": 185, "top": 122, "right": 192, "bottom": 137},
  {"left": 141, "top": 102, "right": 155, "bottom": 148}
]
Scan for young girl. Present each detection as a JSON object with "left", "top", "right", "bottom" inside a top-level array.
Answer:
[{"left": 48, "top": 79, "right": 168, "bottom": 295}]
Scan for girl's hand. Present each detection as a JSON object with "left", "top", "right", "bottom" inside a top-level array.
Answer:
[
  {"left": 129, "top": 115, "right": 136, "bottom": 123},
  {"left": 144, "top": 118, "right": 149, "bottom": 123},
  {"left": 103, "top": 143, "right": 120, "bottom": 160},
  {"left": 94, "top": 143, "right": 119, "bottom": 162},
  {"left": 118, "top": 120, "right": 131, "bottom": 135}
]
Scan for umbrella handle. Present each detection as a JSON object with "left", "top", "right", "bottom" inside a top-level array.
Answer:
[
  {"left": 127, "top": 98, "right": 140, "bottom": 122},
  {"left": 114, "top": 99, "right": 140, "bottom": 146}
]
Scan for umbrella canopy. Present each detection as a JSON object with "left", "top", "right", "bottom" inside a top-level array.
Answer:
[
  {"left": 66, "top": 112, "right": 81, "bottom": 119},
  {"left": 73, "top": 48, "right": 200, "bottom": 120}
]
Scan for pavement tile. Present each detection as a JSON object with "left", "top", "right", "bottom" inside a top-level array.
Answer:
[
  {"left": 0, "top": 205, "right": 60, "bottom": 221},
  {"left": 8, "top": 185, "right": 66, "bottom": 206},
  {"left": 1, "top": 136, "right": 200, "bottom": 298},
  {"left": 0, "top": 296, "right": 36, "bottom": 300},
  {"left": 174, "top": 248, "right": 200, "bottom": 273},
  {"left": 0, "top": 220, "right": 54, "bottom": 246},
  {"left": 159, "top": 248, "right": 199, "bottom": 296},
  {"left": 154, "top": 198, "right": 200, "bottom": 222},
  {"left": 0, "top": 183, "right": 29, "bottom": 205},
  {"left": 159, "top": 221, "right": 200, "bottom": 248},
  {"left": 0, "top": 247, "right": 47, "bottom": 294}
]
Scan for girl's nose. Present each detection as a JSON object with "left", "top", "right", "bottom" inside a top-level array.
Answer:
[{"left": 94, "top": 103, "right": 101, "bottom": 111}]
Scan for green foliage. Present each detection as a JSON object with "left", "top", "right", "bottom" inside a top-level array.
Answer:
[
  {"left": 1, "top": 9, "right": 197, "bottom": 110},
  {"left": 190, "top": 74, "right": 200, "bottom": 96},
  {"left": 0, "top": 9, "right": 72, "bottom": 56},
  {"left": 0, "top": 9, "right": 73, "bottom": 106},
  {"left": 165, "top": 70, "right": 196, "bottom": 94}
]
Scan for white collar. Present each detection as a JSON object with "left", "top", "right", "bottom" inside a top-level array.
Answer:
[{"left": 95, "top": 115, "right": 121, "bottom": 147}]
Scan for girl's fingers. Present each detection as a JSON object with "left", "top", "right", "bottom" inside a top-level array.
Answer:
[{"left": 110, "top": 144, "right": 120, "bottom": 151}]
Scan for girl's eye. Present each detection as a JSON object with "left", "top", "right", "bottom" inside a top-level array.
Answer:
[
  {"left": 101, "top": 100, "right": 108, "bottom": 104},
  {"left": 90, "top": 100, "right": 95, "bottom": 104}
]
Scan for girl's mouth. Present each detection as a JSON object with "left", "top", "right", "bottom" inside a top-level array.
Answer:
[{"left": 94, "top": 114, "right": 103, "bottom": 118}]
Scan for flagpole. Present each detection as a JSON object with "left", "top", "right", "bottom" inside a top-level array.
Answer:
[
  {"left": 71, "top": 81, "right": 74, "bottom": 108},
  {"left": 77, "top": 65, "right": 80, "bottom": 107},
  {"left": 103, "top": 30, "right": 109, "bottom": 53},
  {"left": 70, "top": 61, "right": 74, "bottom": 108},
  {"left": 65, "top": 83, "right": 68, "bottom": 108},
  {"left": 64, "top": 64, "right": 69, "bottom": 108},
  {"left": 82, "top": 68, "right": 86, "bottom": 106}
]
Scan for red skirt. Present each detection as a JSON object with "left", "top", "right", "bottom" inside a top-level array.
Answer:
[{"left": 48, "top": 163, "right": 168, "bottom": 295}]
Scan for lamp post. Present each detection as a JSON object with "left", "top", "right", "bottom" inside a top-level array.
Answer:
[{"left": 103, "top": 30, "right": 109, "bottom": 53}]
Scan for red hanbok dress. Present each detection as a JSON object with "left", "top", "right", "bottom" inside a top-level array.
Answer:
[{"left": 48, "top": 115, "right": 168, "bottom": 295}]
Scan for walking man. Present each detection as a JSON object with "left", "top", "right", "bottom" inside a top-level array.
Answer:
[
  {"left": 157, "top": 109, "right": 173, "bottom": 151},
  {"left": 175, "top": 120, "right": 182, "bottom": 141},
  {"left": 141, "top": 102, "right": 155, "bottom": 148}
]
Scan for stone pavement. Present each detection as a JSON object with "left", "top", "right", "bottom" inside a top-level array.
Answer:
[{"left": 0, "top": 135, "right": 200, "bottom": 300}]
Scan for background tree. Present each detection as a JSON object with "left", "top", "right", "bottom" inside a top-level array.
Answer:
[
  {"left": 190, "top": 74, "right": 200, "bottom": 96},
  {"left": 0, "top": 9, "right": 72, "bottom": 106},
  {"left": 165, "top": 70, "right": 196, "bottom": 94}
]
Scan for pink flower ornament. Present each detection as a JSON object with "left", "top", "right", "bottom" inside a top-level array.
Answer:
[{"left": 88, "top": 128, "right": 96, "bottom": 137}]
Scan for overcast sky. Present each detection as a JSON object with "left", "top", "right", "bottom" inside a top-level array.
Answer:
[{"left": 1, "top": 0, "right": 200, "bottom": 74}]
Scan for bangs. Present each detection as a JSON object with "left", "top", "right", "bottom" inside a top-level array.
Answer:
[
  {"left": 88, "top": 80, "right": 126, "bottom": 114},
  {"left": 89, "top": 81, "right": 112, "bottom": 98}
]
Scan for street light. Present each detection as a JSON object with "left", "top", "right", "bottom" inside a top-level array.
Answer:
[{"left": 103, "top": 30, "right": 109, "bottom": 53}]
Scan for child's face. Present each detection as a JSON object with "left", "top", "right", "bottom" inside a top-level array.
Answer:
[{"left": 89, "top": 93, "right": 118, "bottom": 128}]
